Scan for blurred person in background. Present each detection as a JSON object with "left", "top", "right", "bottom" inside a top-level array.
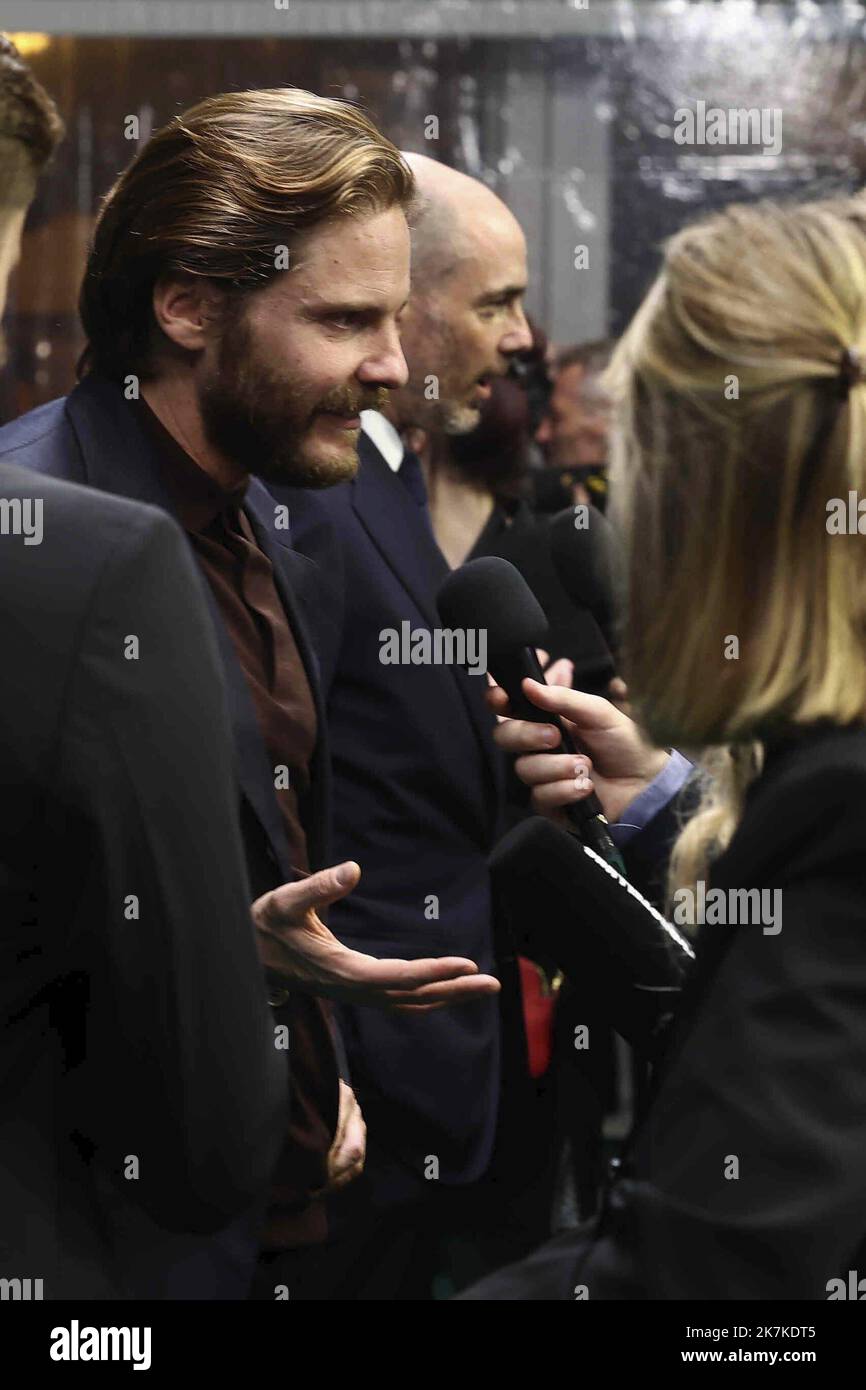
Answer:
[{"left": 532, "top": 339, "right": 614, "bottom": 515}]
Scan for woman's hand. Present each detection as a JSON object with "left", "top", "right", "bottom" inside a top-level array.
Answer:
[{"left": 486, "top": 677, "right": 669, "bottom": 825}]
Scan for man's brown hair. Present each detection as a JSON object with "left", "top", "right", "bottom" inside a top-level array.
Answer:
[
  {"left": 0, "top": 34, "right": 64, "bottom": 205},
  {"left": 78, "top": 87, "right": 415, "bottom": 381}
]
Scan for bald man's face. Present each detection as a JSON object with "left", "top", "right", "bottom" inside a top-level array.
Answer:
[{"left": 397, "top": 206, "right": 532, "bottom": 433}]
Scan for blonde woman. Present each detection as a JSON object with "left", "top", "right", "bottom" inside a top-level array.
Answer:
[{"left": 465, "top": 195, "right": 866, "bottom": 1299}]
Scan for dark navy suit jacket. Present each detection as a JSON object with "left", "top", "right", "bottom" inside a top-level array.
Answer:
[
  {"left": 0, "top": 375, "right": 332, "bottom": 891},
  {"left": 0, "top": 460, "right": 285, "bottom": 1299},
  {"left": 0, "top": 376, "right": 344, "bottom": 1290},
  {"left": 273, "top": 429, "right": 509, "bottom": 1188}
]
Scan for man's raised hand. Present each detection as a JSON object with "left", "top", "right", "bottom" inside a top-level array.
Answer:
[{"left": 252, "top": 861, "right": 500, "bottom": 1012}]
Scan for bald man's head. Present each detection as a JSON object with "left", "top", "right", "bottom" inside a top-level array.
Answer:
[
  {"left": 404, "top": 154, "right": 500, "bottom": 281},
  {"left": 387, "top": 153, "right": 532, "bottom": 434}
]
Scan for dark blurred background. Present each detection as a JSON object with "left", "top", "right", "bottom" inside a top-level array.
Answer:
[{"left": 5, "top": 0, "right": 866, "bottom": 420}]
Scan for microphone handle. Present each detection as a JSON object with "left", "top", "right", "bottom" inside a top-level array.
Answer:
[{"left": 490, "top": 647, "right": 627, "bottom": 873}]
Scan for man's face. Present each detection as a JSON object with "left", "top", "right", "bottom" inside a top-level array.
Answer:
[
  {"left": 198, "top": 205, "right": 410, "bottom": 487},
  {"left": 397, "top": 208, "right": 533, "bottom": 434},
  {"left": 535, "top": 361, "right": 611, "bottom": 468}
]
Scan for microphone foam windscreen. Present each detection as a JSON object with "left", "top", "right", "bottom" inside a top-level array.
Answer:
[
  {"left": 436, "top": 556, "right": 548, "bottom": 654},
  {"left": 489, "top": 816, "right": 694, "bottom": 1047}
]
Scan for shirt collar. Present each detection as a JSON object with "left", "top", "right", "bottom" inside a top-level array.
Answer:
[
  {"left": 360, "top": 409, "right": 405, "bottom": 473},
  {"left": 130, "top": 394, "right": 248, "bottom": 534}
]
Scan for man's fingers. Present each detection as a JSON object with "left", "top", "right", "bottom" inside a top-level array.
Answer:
[
  {"left": 331, "top": 1110, "right": 365, "bottom": 1175},
  {"left": 381, "top": 972, "right": 501, "bottom": 1006},
  {"left": 300, "top": 946, "right": 499, "bottom": 999},
  {"left": 333, "top": 1126, "right": 365, "bottom": 1174},
  {"left": 256, "top": 861, "right": 361, "bottom": 927},
  {"left": 325, "top": 1157, "right": 365, "bottom": 1193},
  {"left": 356, "top": 955, "right": 500, "bottom": 993},
  {"left": 315, "top": 1098, "right": 367, "bottom": 1197},
  {"left": 327, "top": 1165, "right": 364, "bottom": 1192},
  {"left": 329, "top": 1086, "right": 365, "bottom": 1166},
  {"left": 331, "top": 1080, "right": 352, "bottom": 1150}
]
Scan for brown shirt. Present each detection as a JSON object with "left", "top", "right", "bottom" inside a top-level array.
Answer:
[
  {"left": 193, "top": 503, "right": 315, "bottom": 874},
  {"left": 132, "top": 397, "right": 339, "bottom": 1247}
]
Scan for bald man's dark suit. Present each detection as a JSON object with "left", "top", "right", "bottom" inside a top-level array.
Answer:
[{"left": 272, "top": 429, "right": 559, "bottom": 1296}]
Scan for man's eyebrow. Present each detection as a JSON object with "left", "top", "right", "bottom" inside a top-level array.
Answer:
[
  {"left": 307, "top": 295, "right": 411, "bottom": 316},
  {"left": 474, "top": 284, "right": 527, "bottom": 304}
]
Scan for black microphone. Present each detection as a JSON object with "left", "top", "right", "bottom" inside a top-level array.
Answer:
[
  {"left": 548, "top": 503, "right": 623, "bottom": 665},
  {"left": 489, "top": 816, "right": 694, "bottom": 1049},
  {"left": 437, "top": 555, "right": 626, "bottom": 872}
]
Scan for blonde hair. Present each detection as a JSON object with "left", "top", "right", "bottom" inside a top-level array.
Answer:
[{"left": 605, "top": 196, "right": 866, "bottom": 899}]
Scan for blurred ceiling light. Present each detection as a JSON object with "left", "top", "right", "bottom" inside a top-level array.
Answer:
[{"left": 5, "top": 33, "right": 50, "bottom": 58}]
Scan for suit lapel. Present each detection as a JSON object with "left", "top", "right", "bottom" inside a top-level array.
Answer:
[
  {"left": 353, "top": 430, "right": 448, "bottom": 626},
  {"left": 63, "top": 376, "right": 313, "bottom": 879},
  {"left": 353, "top": 430, "right": 502, "bottom": 806}
]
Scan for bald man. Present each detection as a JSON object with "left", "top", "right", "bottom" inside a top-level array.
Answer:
[
  {"left": 271, "top": 156, "right": 556, "bottom": 1300},
  {"left": 392, "top": 154, "right": 533, "bottom": 560}
]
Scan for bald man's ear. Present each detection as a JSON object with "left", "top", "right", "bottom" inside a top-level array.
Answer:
[{"left": 152, "top": 274, "right": 227, "bottom": 354}]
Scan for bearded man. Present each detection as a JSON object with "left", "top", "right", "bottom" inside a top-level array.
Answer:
[
  {"left": 0, "top": 89, "right": 498, "bottom": 1300},
  {"left": 275, "top": 155, "right": 558, "bottom": 1300}
]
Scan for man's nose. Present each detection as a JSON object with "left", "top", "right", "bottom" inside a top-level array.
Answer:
[
  {"left": 500, "top": 304, "right": 533, "bottom": 357},
  {"left": 358, "top": 326, "right": 409, "bottom": 391}
]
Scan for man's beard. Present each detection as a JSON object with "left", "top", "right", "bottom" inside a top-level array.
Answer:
[
  {"left": 406, "top": 310, "right": 484, "bottom": 436},
  {"left": 439, "top": 397, "right": 482, "bottom": 435},
  {"left": 406, "top": 374, "right": 482, "bottom": 436},
  {"left": 199, "top": 313, "right": 387, "bottom": 487}
]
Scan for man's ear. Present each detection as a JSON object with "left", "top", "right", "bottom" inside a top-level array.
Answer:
[{"left": 151, "top": 274, "right": 225, "bottom": 354}]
